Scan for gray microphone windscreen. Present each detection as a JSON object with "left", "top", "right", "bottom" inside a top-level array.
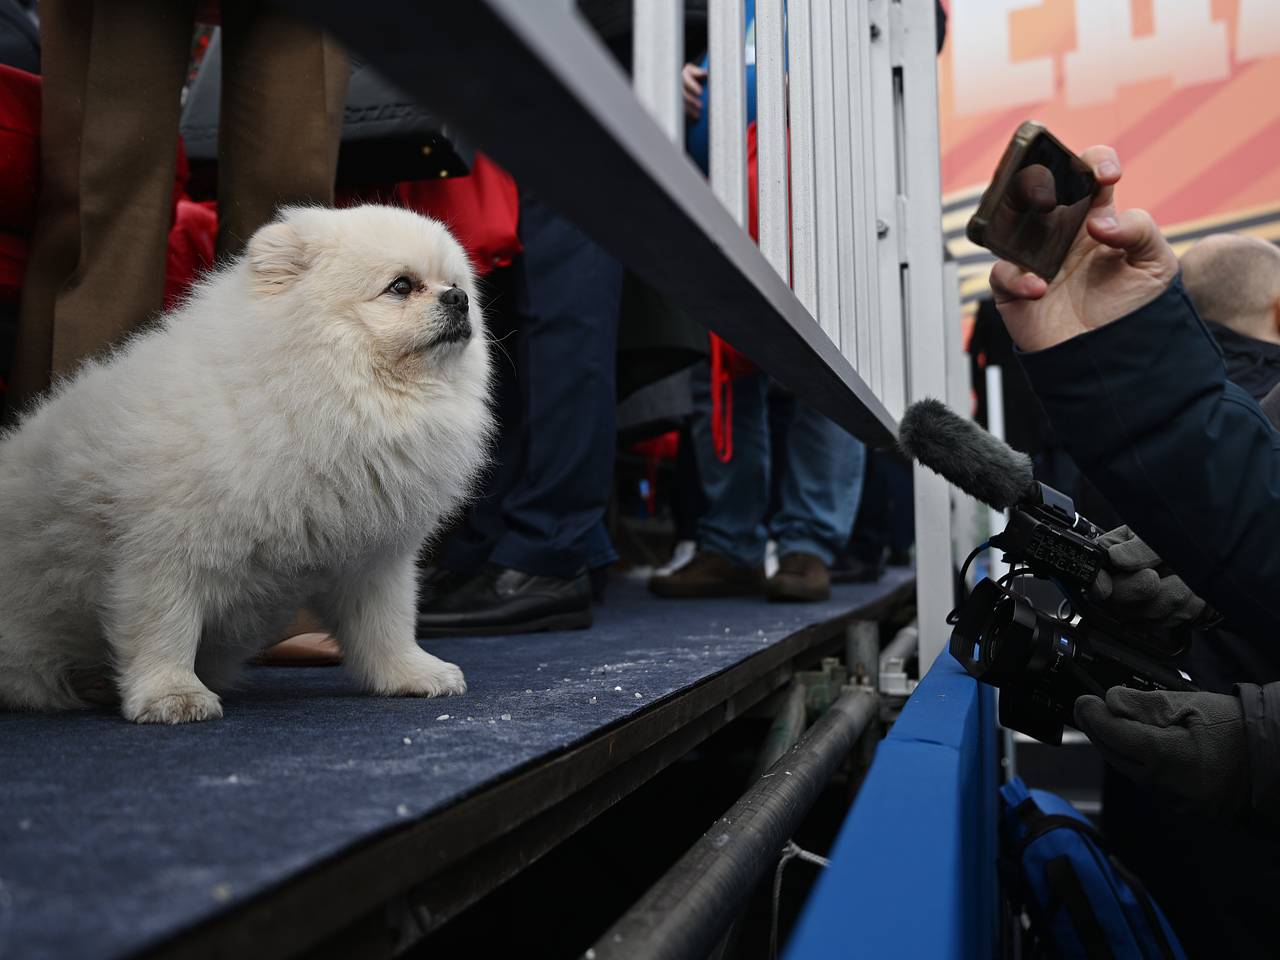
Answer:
[{"left": 898, "top": 399, "right": 1036, "bottom": 510}]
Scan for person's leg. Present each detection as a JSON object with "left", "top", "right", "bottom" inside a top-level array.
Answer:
[
  {"left": 834, "top": 448, "right": 889, "bottom": 582},
  {"left": 10, "top": 0, "right": 195, "bottom": 410},
  {"left": 217, "top": 0, "right": 347, "bottom": 258},
  {"left": 768, "top": 404, "right": 866, "bottom": 601},
  {"left": 417, "top": 196, "right": 622, "bottom": 635},
  {"left": 484, "top": 195, "right": 622, "bottom": 579},
  {"left": 691, "top": 366, "right": 769, "bottom": 564},
  {"left": 430, "top": 264, "right": 525, "bottom": 578},
  {"left": 649, "top": 364, "right": 769, "bottom": 597},
  {"left": 883, "top": 453, "right": 915, "bottom": 564}
]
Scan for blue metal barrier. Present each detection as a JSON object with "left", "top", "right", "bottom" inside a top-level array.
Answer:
[{"left": 785, "top": 656, "right": 999, "bottom": 959}]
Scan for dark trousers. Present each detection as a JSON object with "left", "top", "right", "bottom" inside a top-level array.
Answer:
[
  {"left": 10, "top": 0, "right": 346, "bottom": 409},
  {"left": 440, "top": 196, "right": 623, "bottom": 579},
  {"left": 848, "top": 449, "right": 913, "bottom": 562}
]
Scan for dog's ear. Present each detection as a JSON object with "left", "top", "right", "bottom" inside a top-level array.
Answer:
[{"left": 247, "top": 222, "right": 309, "bottom": 294}]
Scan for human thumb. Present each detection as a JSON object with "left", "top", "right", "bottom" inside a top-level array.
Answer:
[{"left": 1086, "top": 208, "right": 1172, "bottom": 269}]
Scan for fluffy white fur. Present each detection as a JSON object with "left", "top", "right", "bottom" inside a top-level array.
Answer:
[{"left": 0, "top": 205, "right": 493, "bottom": 723}]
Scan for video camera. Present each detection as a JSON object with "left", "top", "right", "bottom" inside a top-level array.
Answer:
[{"left": 949, "top": 482, "right": 1198, "bottom": 744}]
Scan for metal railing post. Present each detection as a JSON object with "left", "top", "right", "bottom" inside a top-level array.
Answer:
[
  {"left": 810, "top": 0, "right": 842, "bottom": 345},
  {"left": 709, "top": 0, "right": 749, "bottom": 225},
  {"left": 633, "top": 0, "right": 685, "bottom": 144},
  {"left": 848, "top": 0, "right": 882, "bottom": 395},
  {"left": 831, "top": 0, "right": 861, "bottom": 368},
  {"left": 755, "top": 0, "right": 789, "bottom": 281},
  {"left": 867, "top": 0, "right": 906, "bottom": 419},
  {"left": 894, "top": 0, "right": 954, "bottom": 670},
  {"left": 787, "top": 0, "right": 819, "bottom": 316}
]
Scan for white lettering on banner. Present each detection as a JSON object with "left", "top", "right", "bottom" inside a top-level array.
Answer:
[
  {"left": 952, "top": 0, "right": 1054, "bottom": 117},
  {"left": 1238, "top": 0, "right": 1280, "bottom": 63},
  {"left": 1063, "top": 0, "right": 1227, "bottom": 107}
]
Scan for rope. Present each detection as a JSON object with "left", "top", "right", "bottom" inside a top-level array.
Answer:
[{"left": 770, "top": 840, "right": 830, "bottom": 960}]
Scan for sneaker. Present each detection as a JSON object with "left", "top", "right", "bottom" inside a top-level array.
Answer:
[
  {"left": 654, "top": 539, "right": 698, "bottom": 577},
  {"left": 766, "top": 552, "right": 831, "bottom": 602},
  {"left": 649, "top": 550, "right": 764, "bottom": 598}
]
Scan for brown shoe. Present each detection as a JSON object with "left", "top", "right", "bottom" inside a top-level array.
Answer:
[
  {"left": 649, "top": 550, "right": 764, "bottom": 598},
  {"left": 767, "top": 552, "right": 831, "bottom": 602}
]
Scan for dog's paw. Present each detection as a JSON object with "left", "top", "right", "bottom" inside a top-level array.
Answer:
[
  {"left": 372, "top": 652, "right": 467, "bottom": 698},
  {"left": 126, "top": 688, "right": 224, "bottom": 724}
]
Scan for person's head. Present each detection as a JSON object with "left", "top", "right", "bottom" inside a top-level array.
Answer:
[{"left": 1181, "top": 233, "right": 1280, "bottom": 345}]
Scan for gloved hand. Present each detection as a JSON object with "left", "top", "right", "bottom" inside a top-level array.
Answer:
[
  {"left": 1074, "top": 687, "right": 1249, "bottom": 820},
  {"left": 1088, "top": 525, "right": 1207, "bottom": 627}
]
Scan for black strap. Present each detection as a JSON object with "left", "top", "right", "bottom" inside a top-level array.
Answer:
[
  {"left": 1011, "top": 809, "right": 1110, "bottom": 862},
  {"left": 1106, "top": 854, "right": 1178, "bottom": 960},
  {"left": 1046, "top": 856, "right": 1115, "bottom": 960}
]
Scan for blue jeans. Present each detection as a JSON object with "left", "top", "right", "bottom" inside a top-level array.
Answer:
[{"left": 691, "top": 366, "right": 865, "bottom": 566}]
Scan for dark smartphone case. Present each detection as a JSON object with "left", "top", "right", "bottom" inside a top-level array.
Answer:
[{"left": 966, "top": 121, "right": 1097, "bottom": 280}]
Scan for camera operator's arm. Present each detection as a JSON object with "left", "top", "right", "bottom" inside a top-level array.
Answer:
[
  {"left": 1075, "top": 683, "right": 1280, "bottom": 825},
  {"left": 993, "top": 148, "right": 1280, "bottom": 643}
]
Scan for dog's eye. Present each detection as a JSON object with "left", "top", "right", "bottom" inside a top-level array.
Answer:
[{"left": 385, "top": 276, "right": 414, "bottom": 297}]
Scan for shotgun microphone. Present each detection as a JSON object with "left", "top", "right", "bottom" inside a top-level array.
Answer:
[{"left": 897, "top": 398, "right": 1038, "bottom": 510}]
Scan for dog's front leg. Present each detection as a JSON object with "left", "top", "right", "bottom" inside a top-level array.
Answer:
[
  {"left": 321, "top": 552, "right": 466, "bottom": 698},
  {"left": 107, "top": 562, "right": 222, "bottom": 724}
]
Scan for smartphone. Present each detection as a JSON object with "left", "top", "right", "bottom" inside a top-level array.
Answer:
[{"left": 966, "top": 122, "right": 1098, "bottom": 281}]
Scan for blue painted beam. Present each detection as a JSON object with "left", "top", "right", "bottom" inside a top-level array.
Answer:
[{"left": 786, "top": 657, "right": 999, "bottom": 959}]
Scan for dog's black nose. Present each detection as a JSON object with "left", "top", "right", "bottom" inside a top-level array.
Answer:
[{"left": 440, "top": 286, "right": 468, "bottom": 311}]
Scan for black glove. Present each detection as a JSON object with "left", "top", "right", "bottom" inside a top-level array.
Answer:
[
  {"left": 1088, "top": 525, "right": 1207, "bottom": 627},
  {"left": 1074, "top": 687, "right": 1249, "bottom": 820}
]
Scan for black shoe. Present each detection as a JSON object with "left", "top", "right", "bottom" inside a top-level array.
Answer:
[
  {"left": 418, "top": 565, "right": 479, "bottom": 608},
  {"left": 887, "top": 548, "right": 912, "bottom": 568},
  {"left": 829, "top": 553, "right": 885, "bottom": 584},
  {"left": 416, "top": 565, "right": 593, "bottom": 637}
]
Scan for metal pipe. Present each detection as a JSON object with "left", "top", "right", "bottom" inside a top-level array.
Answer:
[
  {"left": 846, "top": 619, "right": 880, "bottom": 691},
  {"left": 985, "top": 365, "right": 1009, "bottom": 584},
  {"left": 879, "top": 621, "right": 918, "bottom": 673},
  {"left": 747, "top": 681, "right": 808, "bottom": 782},
  {"left": 587, "top": 688, "right": 879, "bottom": 960}
]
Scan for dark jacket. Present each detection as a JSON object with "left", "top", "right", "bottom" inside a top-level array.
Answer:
[
  {"left": 0, "top": 0, "right": 37, "bottom": 74},
  {"left": 1018, "top": 277, "right": 1280, "bottom": 821},
  {"left": 1208, "top": 320, "right": 1280, "bottom": 402}
]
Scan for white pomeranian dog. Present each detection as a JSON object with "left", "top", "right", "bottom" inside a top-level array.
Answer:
[{"left": 0, "top": 205, "right": 492, "bottom": 723}]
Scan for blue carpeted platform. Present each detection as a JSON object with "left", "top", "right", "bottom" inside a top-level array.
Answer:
[{"left": 0, "top": 571, "right": 911, "bottom": 960}]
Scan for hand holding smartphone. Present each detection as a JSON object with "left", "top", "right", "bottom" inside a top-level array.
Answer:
[{"left": 967, "top": 122, "right": 1099, "bottom": 281}]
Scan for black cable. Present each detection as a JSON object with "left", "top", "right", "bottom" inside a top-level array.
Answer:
[{"left": 947, "top": 541, "right": 991, "bottom": 625}]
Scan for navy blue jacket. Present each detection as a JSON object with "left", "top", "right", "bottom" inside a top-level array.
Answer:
[{"left": 1018, "top": 277, "right": 1280, "bottom": 820}]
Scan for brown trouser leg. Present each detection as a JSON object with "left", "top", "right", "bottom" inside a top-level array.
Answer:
[
  {"left": 217, "top": 0, "right": 347, "bottom": 259},
  {"left": 10, "top": 0, "right": 197, "bottom": 409}
]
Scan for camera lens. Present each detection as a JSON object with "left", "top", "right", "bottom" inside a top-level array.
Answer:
[
  {"left": 950, "top": 579, "right": 1040, "bottom": 686},
  {"left": 981, "top": 598, "right": 1015, "bottom": 664}
]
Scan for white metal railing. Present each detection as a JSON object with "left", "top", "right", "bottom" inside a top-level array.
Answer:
[
  {"left": 632, "top": 0, "right": 961, "bottom": 668},
  {"left": 289, "top": 2, "right": 942, "bottom": 625}
]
